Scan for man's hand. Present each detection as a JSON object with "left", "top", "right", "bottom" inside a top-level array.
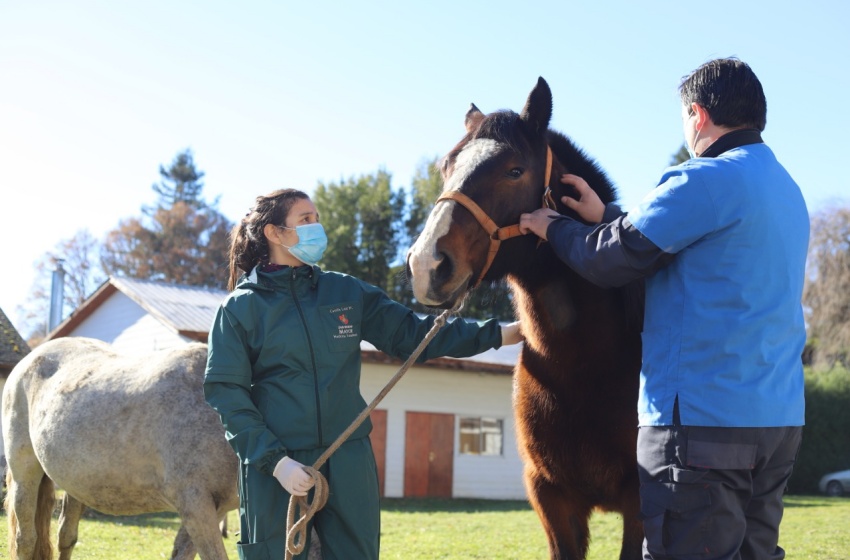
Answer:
[
  {"left": 560, "top": 174, "right": 605, "bottom": 223},
  {"left": 519, "top": 208, "right": 560, "bottom": 241},
  {"left": 273, "top": 456, "right": 315, "bottom": 496}
]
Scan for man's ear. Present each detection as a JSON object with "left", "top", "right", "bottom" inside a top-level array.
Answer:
[{"left": 693, "top": 103, "right": 711, "bottom": 131}]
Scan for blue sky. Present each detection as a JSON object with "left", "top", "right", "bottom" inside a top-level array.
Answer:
[{"left": 1, "top": 0, "right": 848, "bottom": 333}]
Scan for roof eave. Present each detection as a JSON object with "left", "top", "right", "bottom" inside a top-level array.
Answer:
[
  {"left": 360, "top": 349, "right": 514, "bottom": 375},
  {"left": 45, "top": 280, "right": 117, "bottom": 341}
]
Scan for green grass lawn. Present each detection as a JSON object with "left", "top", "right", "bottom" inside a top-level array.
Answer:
[{"left": 0, "top": 495, "right": 847, "bottom": 559}]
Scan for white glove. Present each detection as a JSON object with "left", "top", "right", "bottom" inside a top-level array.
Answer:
[
  {"left": 273, "top": 456, "right": 315, "bottom": 496},
  {"left": 500, "top": 321, "right": 524, "bottom": 346}
]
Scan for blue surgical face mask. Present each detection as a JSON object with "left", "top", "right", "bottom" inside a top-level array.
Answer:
[
  {"left": 281, "top": 223, "right": 328, "bottom": 265},
  {"left": 685, "top": 110, "right": 701, "bottom": 158},
  {"left": 686, "top": 127, "right": 702, "bottom": 159}
]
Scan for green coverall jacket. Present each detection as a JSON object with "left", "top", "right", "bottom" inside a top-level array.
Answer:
[{"left": 204, "top": 264, "right": 504, "bottom": 559}]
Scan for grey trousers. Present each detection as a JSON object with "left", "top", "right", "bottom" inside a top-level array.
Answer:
[{"left": 637, "top": 424, "right": 802, "bottom": 560}]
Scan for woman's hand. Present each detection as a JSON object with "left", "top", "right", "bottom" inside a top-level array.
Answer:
[
  {"left": 273, "top": 456, "right": 315, "bottom": 496},
  {"left": 500, "top": 321, "right": 524, "bottom": 346}
]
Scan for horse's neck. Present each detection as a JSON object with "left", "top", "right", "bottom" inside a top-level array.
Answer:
[{"left": 507, "top": 255, "right": 629, "bottom": 361}]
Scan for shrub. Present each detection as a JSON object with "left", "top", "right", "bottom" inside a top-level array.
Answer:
[{"left": 789, "top": 366, "right": 850, "bottom": 493}]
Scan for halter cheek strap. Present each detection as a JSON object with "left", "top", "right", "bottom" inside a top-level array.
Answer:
[
  {"left": 541, "top": 146, "right": 556, "bottom": 210},
  {"left": 436, "top": 146, "right": 554, "bottom": 288}
]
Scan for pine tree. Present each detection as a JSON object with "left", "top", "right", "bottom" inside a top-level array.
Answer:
[
  {"left": 149, "top": 149, "right": 208, "bottom": 211},
  {"left": 101, "top": 150, "right": 233, "bottom": 289}
]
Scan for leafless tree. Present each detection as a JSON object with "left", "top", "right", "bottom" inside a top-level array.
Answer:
[
  {"left": 20, "top": 229, "right": 106, "bottom": 344},
  {"left": 803, "top": 204, "right": 850, "bottom": 368}
]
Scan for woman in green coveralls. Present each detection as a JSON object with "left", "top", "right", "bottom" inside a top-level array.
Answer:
[{"left": 204, "top": 188, "right": 523, "bottom": 560}]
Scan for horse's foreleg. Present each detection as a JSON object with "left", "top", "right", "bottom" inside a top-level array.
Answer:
[
  {"left": 174, "top": 496, "right": 229, "bottom": 560},
  {"left": 619, "top": 513, "right": 644, "bottom": 560},
  {"left": 57, "top": 493, "right": 86, "bottom": 560},
  {"left": 525, "top": 470, "right": 592, "bottom": 560},
  {"left": 617, "top": 476, "right": 644, "bottom": 560}
]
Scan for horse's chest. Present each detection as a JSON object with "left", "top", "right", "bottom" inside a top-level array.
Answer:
[{"left": 514, "top": 365, "right": 579, "bottom": 426}]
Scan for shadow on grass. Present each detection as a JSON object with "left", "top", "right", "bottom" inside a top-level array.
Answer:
[
  {"left": 380, "top": 497, "right": 534, "bottom": 513},
  {"left": 79, "top": 508, "right": 182, "bottom": 530},
  {"left": 783, "top": 495, "right": 850, "bottom": 508},
  {"left": 0, "top": 507, "right": 183, "bottom": 532}
]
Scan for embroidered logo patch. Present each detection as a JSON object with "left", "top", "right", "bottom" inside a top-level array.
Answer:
[{"left": 328, "top": 305, "right": 357, "bottom": 340}]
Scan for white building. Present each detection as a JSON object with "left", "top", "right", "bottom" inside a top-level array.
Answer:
[{"left": 46, "top": 276, "right": 527, "bottom": 500}]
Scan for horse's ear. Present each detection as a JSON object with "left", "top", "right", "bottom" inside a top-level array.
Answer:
[
  {"left": 519, "top": 77, "right": 553, "bottom": 137},
  {"left": 465, "top": 103, "right": 485, "bottom": 133}
]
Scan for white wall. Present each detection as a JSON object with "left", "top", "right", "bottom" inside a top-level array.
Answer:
[
  {"left": 68, "top": 292, "right": 191, "bottom": 354},
  {"left": 360, "top": 362, "right": 527, "bottom": 500}
]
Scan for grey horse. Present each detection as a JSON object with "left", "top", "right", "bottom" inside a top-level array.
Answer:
[{"left": 3, "top": 337, "right": 240, "bottom": 560}]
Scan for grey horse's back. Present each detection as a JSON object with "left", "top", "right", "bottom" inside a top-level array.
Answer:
[{"left": 3, "top": 337, "right": 238, "bottom": 516}]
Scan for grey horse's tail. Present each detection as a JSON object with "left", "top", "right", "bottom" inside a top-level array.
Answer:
[{"left": 5, "top": 469, "right": 56, "bottom": 560}]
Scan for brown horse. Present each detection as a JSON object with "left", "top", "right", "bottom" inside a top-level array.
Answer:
[{"left": 407, "top": 77, "right": 644, "bottom": 559}]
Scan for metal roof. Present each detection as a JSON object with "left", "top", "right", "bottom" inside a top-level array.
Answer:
[{"left": 111, "top": 277, "right": 227, "bottom": 335}]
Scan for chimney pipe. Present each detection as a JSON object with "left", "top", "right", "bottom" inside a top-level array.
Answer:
[{"left": 48, "top": 260, "right": 66, "bottom": 332}]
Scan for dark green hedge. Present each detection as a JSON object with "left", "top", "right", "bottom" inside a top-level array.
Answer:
[{"left": 788, "top": 366, "right": 850, "bottom": 494}]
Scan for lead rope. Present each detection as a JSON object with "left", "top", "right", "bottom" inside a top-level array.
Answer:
[{"left": 284, "top": 304, "right": 462, "bottom": 559}]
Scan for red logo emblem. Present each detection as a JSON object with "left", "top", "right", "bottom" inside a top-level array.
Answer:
[{"left": 338, "top": 314, "right": 349, "bottom": 325}]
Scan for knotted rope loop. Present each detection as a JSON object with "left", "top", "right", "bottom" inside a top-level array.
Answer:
[{"left": 284, "top": 466, "right": 329, "bottom": 557}]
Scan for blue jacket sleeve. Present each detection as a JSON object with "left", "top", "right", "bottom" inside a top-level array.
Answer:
[{"left": 545, "top": 204, "right": 674, "bottom": 289}]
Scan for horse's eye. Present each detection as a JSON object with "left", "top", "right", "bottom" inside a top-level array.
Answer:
[{"left": 507, "top": 167, "right": 524, "bottom": 179}]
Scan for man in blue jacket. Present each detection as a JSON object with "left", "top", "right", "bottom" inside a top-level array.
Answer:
[{"left": 519, "top": 58, "right": 808, "bottom": 559}]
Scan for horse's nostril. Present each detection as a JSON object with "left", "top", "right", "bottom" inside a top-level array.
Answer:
[{"left": 435, "top": 254, "right": 454, "bottom": 281}]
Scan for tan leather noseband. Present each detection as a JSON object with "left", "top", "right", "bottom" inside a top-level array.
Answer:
[{"left": 436, "top": 146, "right": 555, "bottom": 288}]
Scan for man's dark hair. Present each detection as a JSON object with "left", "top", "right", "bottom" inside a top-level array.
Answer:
[{"left": 679, "top": 58, "right": 767, "bottom": 131}]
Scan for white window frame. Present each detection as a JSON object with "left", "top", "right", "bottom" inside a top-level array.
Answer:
[{"left": 458, "top": 416, "right": 504, "bottom": 456}]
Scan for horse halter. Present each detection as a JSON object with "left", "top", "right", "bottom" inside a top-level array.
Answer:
[{"left": 436, "top": 146, "right": 555, "bottom": 288}]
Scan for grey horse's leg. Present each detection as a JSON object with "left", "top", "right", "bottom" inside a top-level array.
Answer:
[
  {"left": 58, "top": 493, "right": 87, "bottom": 560},
  {"left": 308, "top": 528, "right": 323, "bottom": 560},
  {"left": 170, "top": 525, "right": 198, "bottom": 560},
  {"left": 174, "top": 495, "right": 229, "bottom": 560},
  {"left": 219, "top": 515, "right": 228, "bottom": 538}
]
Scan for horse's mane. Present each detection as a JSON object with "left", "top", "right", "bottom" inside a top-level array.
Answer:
[
  {"left": 546, "top": 131, "right": 619, "bottom": 205},
  {"left": 473, "top": 110, "right": 529, "bottom": 154},
  {"left": 545, "top": 130, "right": 645, "bottom": 333}
]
